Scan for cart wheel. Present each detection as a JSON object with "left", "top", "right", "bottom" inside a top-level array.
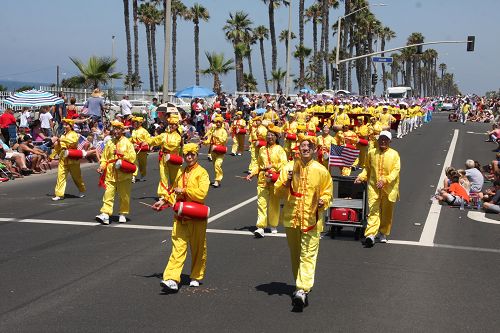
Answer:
[
  {"left": 329, "top": 226, "right": 335, "bottom": 239},
  {"left": 354, "top": 228, "right": 361, "bottom": 241}
]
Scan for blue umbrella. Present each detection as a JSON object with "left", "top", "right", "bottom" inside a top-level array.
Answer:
[
  {"left": 174, "top": 85, "right": 216, "bottom": 98},
  {"left": 300, "top": 88, "right": 316, "bottom": 94},
  {"left": 4, "top": 89, "right": 64, "bottom": 107},
  {"left": 255, "top": 108, "right": 266, "bottom": 115}
]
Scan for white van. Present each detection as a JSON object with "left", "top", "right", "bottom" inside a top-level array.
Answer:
[{"left": 385, "top": 87, "right": 412, "bottom": 99}]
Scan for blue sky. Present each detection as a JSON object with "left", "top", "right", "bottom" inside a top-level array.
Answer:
[{"left": 0, "top": 0, "right": 498, "bottom": 95}]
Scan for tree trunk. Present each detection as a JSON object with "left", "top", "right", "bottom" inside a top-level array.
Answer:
[
  {"left": 323, "top": 1, "right": 330, "bottom": 89},
  {"left": 247, "top": 53, "right": 253, "bottom": 77},
  {"left": 347, "top": 25, "right": 354, "bottom": 92},
  {"left": 312, "top": 19, "right": 318, "bottom": 81},
  {"left": 194, "top": 23, "right": 200, "bottom": 85},
  {"left": 259, "top": 38, "right": 270, "bottom": 93},
  {"left": 152, "top": 24, "right": 159, "bottom": 92},
  {"left": 133, "top": 0, "right": 139, "bottom": 78},
  {"left": 172, "top": 15, "right": 178, "bottom": 91},
  {"left": 340, "top": 0, "right": 350, "bottom": 90},
  {"left": 299, "top": 0, "right": 305, "bottom": 86},
  {"left": 381, "top": 37, "right": 387, "bottom": 93},
  {"left": 214, "top": 74, "right": 221, "bottom": 95},
  {"left": 123, "top": 0, "right": 132, "bottom": 78},
  {"left": 145, "top": 24, "right": 154, "bottom": 91},
  {"left": 269, "top": 1, "right": 277, "bottom": 74}
]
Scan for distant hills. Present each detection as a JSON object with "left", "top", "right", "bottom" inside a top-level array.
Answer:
[{"left": 0, "top": 80, "right": 51, "bottom": 92}]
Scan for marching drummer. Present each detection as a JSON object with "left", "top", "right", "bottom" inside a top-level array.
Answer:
[
  {"left": 230, "top": 111, "right": 246, "bottom": 156},
  {"left": 130, "top": 116, "right": 151, "bottom": 182},
  {"left": 148, "top": 116, "right": 183, "bottom": 197},
  {"left": 154, "top": 143, "right": 211, "bottom": 292},
  {"left": 316, "top": 124, "right": 334, "bottom": 169},
  {"left": 204, "top": 115, "right": 228, "bottom": 188},
  {"left": 51, "top": 118, "right": 86, "bottom": 201},
  {"left": 247, "top": 116, "right": 267, "bottom": 174},
  {"left": 282, "top": 111, "right": 298, "bottom": 158},
  {"left": 96, "top": 121, "right": 136, "bottom": 225},
  {"left": 246, "top": 124, "right": 287, "bottom": 238}
]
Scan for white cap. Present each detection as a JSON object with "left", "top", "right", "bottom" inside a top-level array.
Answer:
[
  {"left": 379, "top": 130, "right": 392, "bottom": 140},
  {"left": 338, "top": 104, "right": 345, "bottom": 109},
  {"left": 266, "top": 103, "right": 273, "bottom": 107}
]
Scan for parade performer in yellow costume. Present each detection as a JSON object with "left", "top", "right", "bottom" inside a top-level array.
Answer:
[
  {"left": 263, "top": 103, "right": 279, "bottom": 123},
  {"left": 355, "top": 116, "right": 370, "bottom": 169},
  {"left": 378, "top": 105, "right": 396, "bottom": 130},
  {"left": 333, "top": 124, "right": 359, "bottom": 176},
  {"left": 204, "top": 115, "right": 228, "bottom": 188},
  {"left": 130, "top": 116, "right": 151, "bottom": 182},
  {"left": 96, "top": 121, "right": 136, "bottom": 225},
  {"left": 275, "top": 133, "right": 333, "bottom": 311},
  {"left": 246, "top": 124, "right": 288, "bottom": 238},
  {"left": 283, "top": 112, "right": 298, "bottom": 158},
  {"left": 248, "top": 116, "right": 267, "bottom": 174},
  {"left": 355, "top": 131, "right": 400, "bottom": 247},
  {"left": 51, "top": 118, "right": 86, "bottom": 201},
  {"left": 316, "top": 124, "right": 334, "bottom": 169},
  {"left": 330, "top": 104, "right": 350, "bottom": 130},
  {"left": 367, "top": 117, "right": 383, "bottom": 150},
  {"left": 154, "top": 143, "right": 211, "bottom": 292},
  {"left": 230, "top": 111, "right": 246, "bottom": 156},
  {"left": 149, "top": 117, "right": 183, "bottom": 197}
]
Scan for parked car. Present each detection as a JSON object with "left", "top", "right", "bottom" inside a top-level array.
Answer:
[{"left": 440, "top": 102, "right": 457, "bottom": 111}]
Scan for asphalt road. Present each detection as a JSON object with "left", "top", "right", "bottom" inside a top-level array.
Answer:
[{"left": 1, "top": 113, "right": 499, "bottom": 332}]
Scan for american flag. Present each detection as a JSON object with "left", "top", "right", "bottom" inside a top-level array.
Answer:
[
  {"left": 77, "top": 135, "right": 87, "bottom": 150},
  {"left": 329, "top": 144, "right": 359, "bottom": 167},
  {"left": 95, "top": 141, "right": 105, "bottom": 155}
]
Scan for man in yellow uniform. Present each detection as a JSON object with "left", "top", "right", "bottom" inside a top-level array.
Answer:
[
  {"left": 248, "top": 116, "right": 267, "bottom": 174},
  {"left": 51, "top": 118, "right": 86, "bottom": 201},
  {"left": 330, "top": 104, "right": 350, "bottom": 130},
  {"left": 333, "top": 124, "right": 359, "bottom": 176},
  {"left": 130, "top": 116, "right": 151, "bottom": 182},
  {"left": 283, "top": 112, "right": 298, "bottom": 159},
  {"left": 275, "top": 133, "right": 333, "bottom": 311},
  {"left": 230, "top": 111, "right": 246, "bottom": 156},
  {"left": 355, "top": 130, "right": 400, "bottom": 247},
  {"left": 96, "top": 121, "right": 136, "bottom": 225},
  {"left": 378, "top": 105, "right": 396, "bottom": 130},
  {"left": 153, "top": 143, "right": 210, "bottom": 292},
  {"left": 263, "top": 103, "right": 279, "bottom": 123},
  {"left": 316, "top": 124, "right": 334, "bottom": 169},
  {"left": 355, "top": 116, "right": 370, "bottom": 169},
  {"left": 367, "top": 117, "right": 383, "bottom": 150},
  {"left": 246, "top": 124, "right": 287, "bottom": 237},
  {"left": 204, "top": 115, "right": 228, "bottom": 188},
  {"left": 149, "top": 117, "right": 183, "bottom": 197}
]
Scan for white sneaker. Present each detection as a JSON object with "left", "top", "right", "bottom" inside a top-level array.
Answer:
[
  {"left": 96, "top": 213, "right": 110, "bottom": 225},
  {"left": 270, "top": 227, "right": 278, "bottom": 234},
  {"left": 293, "top": 289, "right": 307, "bottom": 309},
  {"left": 254, "top": 227, "right": 265, "bottom": 238},
  {"left": 189, "top": 280, "right": 200, "bottom": 287},
  {"left": 118, "top": 215, "right": 127, "bottom": 223},
  {"left": 212, "top": 181, "right": 220, "bottom": 188},
  {"left": 132, "top": 176, "right": 136, "bottom": 183},
  {"left": 237, "top": 153, "right": 242, "bottom": 156},
  {"left": 52, "top": 196, "right": 63, "bottom": 201},
  {"left": 160, "top": 279, "right": 178, "bottom": 292},
  {"left": 78, "top": 192, "right": 85, "bottom": 198},
  {"left": 378, "top": 233, "right": 388, "bottom": 243}
]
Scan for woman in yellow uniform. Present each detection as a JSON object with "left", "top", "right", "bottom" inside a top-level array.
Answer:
[
  {"left": 96, "top": 121, "right": 136, "bottom": 225},
  {"left": 247, "top": 116, "right": 267, "bottom": 174},
  {"left": 51, "top": 118, "right": 86, "bottom": 201},
  {"left": 204, "top": 115, "right": 228, "bottom": 188},
  {"left": 230, "top": 111, "right": 246, "bottom": 156},
  {"left": 367, "top": 116, "right": 383, "bottom": 150},
  {"left": 333, "top": 124, "right": 359, "bottom": 176},
  {"left": 355, "top": 131, "right": 400, "bottom": 247},
  {"left": 274, "top": 134, "right": 333, "bottom": 311},
  {"left": 148, "top": 117, "right": 183, "bottom": 197},
  {"left": 246, "top": 124, "right": 287, "bottom": 238},
  {"left": 130, "top": 116, "right": 151, "bottom": 182},
  {"left": 154, "top": 143, "right": 210, "bottom": 292},
  {"left": 283, "top": 112, "right": 298, "bottom": 159},
  {"left": 316, "top": 124, "right": 334, "bottom": 169}
]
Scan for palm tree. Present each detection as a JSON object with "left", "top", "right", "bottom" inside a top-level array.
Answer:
[
  {"left": 242, "top": 73, "right": 258, "bottom": 92},
  {"left": 262, "top": 0, "right": 288, "bottom": 75},
  {"left": 138, "top": 3, "right": 154, "bottom": 91},
  {"left": 150, "top": 6, "right": 163, "bottom": 92},
  {"left": 279, "top": 29, "right": 296, "bottom": 60},
  {"left": 132, "top": 0, "right": 140, "bottom": 80},
  {"left": 305, "top": 3, "right": 322, "bottom": 81},
  {"left": 70, "top": 56, "right": 122, "bottom": 89},
  {"left": 379, "top": 26, "right": 396, "bottom": 93},
  {"left": 293, "top": 45, "right": 311, "bottom": 89},
  {"left": 389, "top": 53, "right": 401, "bottom": 86},
  {"left": 201, "top": 52, "right": 235, "bottom": 94},
  {"left": 253, "top": 25, "right": 270, "bottom": 93},
  {"left": 123, "top": 0, "right": 133, "bottom": 80},
  {"left": 243, "top": 31, "right": 257, "bottom": 77},
  {"left": 439, "top": 63, "right": 447, "bottom": 78},
  {"left": 271, "top": 67, "right": 287, "bottom": 93},
  {"left": 171, "top": 0, "right": 188, "bottom": 91},
  {"left": 320, "top": 0, "right": 339, "bottom": 89},
  {"left": 186, "top": 3, "right": 210, "bottom": 85},
  {"left": 223, "top": 11, "right": 253, "bottom": 92},
  {"left": 407, "top": 32, "right": 424, "bottom": 96}
]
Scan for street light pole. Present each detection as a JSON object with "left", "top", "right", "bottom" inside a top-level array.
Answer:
[
  {"left": 162, "top": 0, "right": 172, "bottom": 103},
  {"left": 111, "top": 35, "right": 115, "bottom": 92}
]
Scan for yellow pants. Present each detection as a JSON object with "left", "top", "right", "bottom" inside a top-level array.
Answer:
[
  {"left": 256, "top": 184, "right": 280, "bottom": 228},
  {"left": 54, "top": 162, "right": 85, "bottom": 197},
  {"left": 134, "top": 151, "right": 148, "bottom": 178},
  {"left": 157, "top": 160, "right": 181, "bottom": 196},
  {"left": 364, "top": 190, "right": 395, "bottom": 237},
  {"left": 358, "top": 146, "right": 368, "bottom": 169},
  {"left": 248, "top": 145, "right": 257, "bottom": 173},
  {"left": 211, "top": 152, "right": 224, "bottom": 182},
  {"left": 285, "top": 227, "right": 321, "bottom": 292},
  {"left": 163, "top": 220, "right": 207, "bottom": 283},
  {"left": 100, "top": 179, "right": 132, "bottom": 215},
  {"left": 231, "top": 134, "right": 245, "bottom": 154},
  {"left": 284, "top": 140, "right": 292, "bottom": 159}
]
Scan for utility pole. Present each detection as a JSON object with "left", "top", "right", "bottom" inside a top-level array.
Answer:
[
  {"left": 111, "top": 35, "right": 116, "bottom": 92},
  {"left": 162, "top": 0, "right": 172, "bottom": 103}
]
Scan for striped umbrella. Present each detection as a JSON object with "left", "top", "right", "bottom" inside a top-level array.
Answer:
[{"left": 3, "top": 89, "right": 64, "bottom": 107}]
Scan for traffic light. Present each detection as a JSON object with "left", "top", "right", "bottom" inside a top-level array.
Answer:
[
  {"left": 467, "top": 36, "right": 475, "bottom": 52},
  {"left": 371, "top": 74, "right": 378, "bottom": 86},
  {"left": 416, "top": 44, "right": 423, "bottom": 54},
  {"left": 333, "top": 68, "right": 339, "bottom": 81}
]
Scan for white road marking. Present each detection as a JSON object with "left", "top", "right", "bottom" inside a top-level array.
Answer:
[
  {"left": 207, "top": 196, "right": 257, "bottom": 224},
  {"left": 467, "top": 211, "right": 500, "bottom": 225},
  {"left": 419, "top": 129, "right": 459, "bottom": 246}
]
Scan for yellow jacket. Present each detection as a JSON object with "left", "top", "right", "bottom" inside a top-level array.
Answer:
[
  {"left": 358, "top": 147, "right": 400, "bottom": 202},
  {"left": 231, "top": 119, "right": 247, "bottom": 133},
  {"left": 251, "top": 143, "right": 288, "bottom": 186},
  {"left": 251, "top": 124, "right": 268, "bottom": 142},
  {"left": 317, "top": 134, "right": 334, "bottom": 153},
  {"left": 148, "top": 131, "right": 182, "bottom": 155},
  {"left": 51, "top": 130, "right": 80, "bottom": 165},
  {"left": 205, "top": 127, "right": 228, "bottom": 147},
  {"left": 275, "top": 159, "right": 333, "bottom": 232},
  {"left": 263, "top": 110, "right": 279, "bottom": 122},
  {"left": 331, "top": 112, "right": 350, "bottom": 127},
  {"left": 164, "top": 163, "right": 210, "bottom": 223},
  {"left": 130, "top": 127, "right": 151, "bottom": 149},
  {"left": 100, "top": 136, "right": 137, "bottom": 182}
]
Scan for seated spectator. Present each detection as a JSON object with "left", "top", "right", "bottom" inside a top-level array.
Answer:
[
  {"left": 443, "top": 166, "right": 456, "bottom": 190},
  {"left": 0, "top": 138, "right": 32, "bottom": 175},
  {"left": 482, "top": 181, "right": 500, "bottom": 213},
  {"left": 14, "top": 135, "right": 48, "bottom": 173},
  {"left": 465, "top": 159, "right": 484, "bottom": 193},
  {"left": 435, "top": 172, "right": 470, "bottom": 207},
  {"left": 457, "top": 169, "right": 471, "bottom": 193}
]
